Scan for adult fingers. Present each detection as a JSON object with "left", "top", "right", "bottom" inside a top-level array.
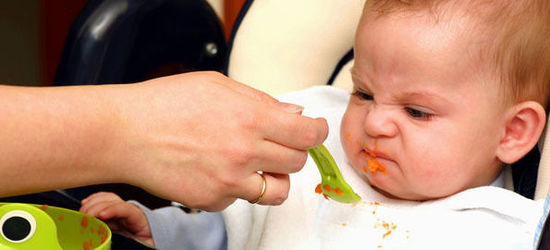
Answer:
[
  {"left": 214, "top": 73, "right": 277, "bottom": 105},
  {"left": 245, "top": 140, "right": 308, "bottom": 174},
  {"left": 212, "top": 72, "right": 305, "bottom": 113},
  {"left": 196, "top": 72, "right": 326, "bottom": 149},
  {"left": 258, "top": 173, "right": 291, "bottom": 205},
  {"left": 261, "top": 112, "right": 329, "bottom": 150},
  {"left": 240, "top": 172, "right": 290, "bottom": 206}
]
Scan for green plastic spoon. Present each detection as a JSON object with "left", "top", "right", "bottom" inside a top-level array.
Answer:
[{"left": 308, "top": 144, "right": 361, "bottom": 203}]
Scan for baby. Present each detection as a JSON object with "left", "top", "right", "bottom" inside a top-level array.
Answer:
[{"left": 81, "top": 0, "right": 550, "bottom": 249}]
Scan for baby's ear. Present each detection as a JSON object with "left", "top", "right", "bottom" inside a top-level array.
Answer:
[{"left": 496, "top": 101, "right": 547, "bottom": 164}]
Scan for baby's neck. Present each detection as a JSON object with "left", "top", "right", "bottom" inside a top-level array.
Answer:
[{"left": 489, "top": 171, "right": 505, "bottom": 188}]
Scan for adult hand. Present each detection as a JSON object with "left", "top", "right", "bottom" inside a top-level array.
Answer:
[
  {"left": 110, "top": 72, "right": 328, "bottom": 211},
  {"left": 0, "top": 71, "right": 327, "bottom": 211}
]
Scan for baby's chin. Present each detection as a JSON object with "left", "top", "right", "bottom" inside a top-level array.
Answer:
[
  {"left": 349, "top": 161, "right": 459, "bottom": 201},
  {"left": 370, "top": 185, "right": 402, "bottom": 200},
  {"left": 357, "top": 172, "right": 447, "bottom": 201},
  {"left": 350, "top": 165, "right": 406, "bottom": 200}
]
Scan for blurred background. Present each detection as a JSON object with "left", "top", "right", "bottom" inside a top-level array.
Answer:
[{"left": 0, "top": 0, "right": 245, "bottom": 86}]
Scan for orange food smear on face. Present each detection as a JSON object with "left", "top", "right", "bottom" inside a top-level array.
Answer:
[
  {"left": 369, "top": 150, "right": 376, "bottom": 158},
  {"left": 335, "top": 188, "right": 344, "bottom": 196},
  {"left": 39, "top": 204, "right": 48, "bottom": 210},
  {"left": 362, "top": 139, "right": 387, "bottom": 174},
  {"left": 58, "top": 215, "right": 64, "bottom": 221},
  {"left": 367, "top": 158, "right": 386, "bottom": 174},
  {"left": 367, "top": 158, "right": 378, "bottom": 172}
]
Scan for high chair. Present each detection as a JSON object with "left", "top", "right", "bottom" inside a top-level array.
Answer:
[{"left": 55, "top": 0, "right": 227, "bottom": 85}]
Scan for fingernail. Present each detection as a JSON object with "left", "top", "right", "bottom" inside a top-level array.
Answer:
[{"left": 279, "top": 102, "right": 304, "bottom": 114}]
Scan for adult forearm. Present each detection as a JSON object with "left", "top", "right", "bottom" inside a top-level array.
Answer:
[
  {"left": 0, "top": 72, "right": 329, "bottom": 210},
  {"left": 0, "top": 84, "right": 124, "bottom": 197}
]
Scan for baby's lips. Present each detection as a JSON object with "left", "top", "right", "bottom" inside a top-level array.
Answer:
[{"left": 364, "top": 149, "right": 392, "bottom": 161}]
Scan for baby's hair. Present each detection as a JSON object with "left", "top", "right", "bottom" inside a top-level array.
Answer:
[{"left": 364, "top": 0, "right": 550, "bottom": 107}]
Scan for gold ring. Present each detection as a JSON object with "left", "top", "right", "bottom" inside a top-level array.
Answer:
[{"left": 249, "top": 173, "right": 267, "bottom": 204}]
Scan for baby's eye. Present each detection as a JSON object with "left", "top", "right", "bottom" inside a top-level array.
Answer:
[
  {"left": 352, "top": 90, "right": 373, "bottom": 101},
  {"left": 405, "top": 107, "right": 433, "bottom": 120}
]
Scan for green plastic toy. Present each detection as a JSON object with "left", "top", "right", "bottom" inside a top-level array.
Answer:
[
  {"left": 0, "top": 203, "right": 111, "bottom": 250},
  {"left": 308, "top": 144, "right": 362, "bottom": 203}
]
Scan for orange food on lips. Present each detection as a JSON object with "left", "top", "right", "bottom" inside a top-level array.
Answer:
[{"left": 363, "top": 139, "right": 387, "bottom": 175}]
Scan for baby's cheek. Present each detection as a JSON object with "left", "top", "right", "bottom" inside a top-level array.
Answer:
[
  {"left": 339, "top": 133, "right": 362, "bottom": 172},
  {"left": 406, "top": 162, "right": 459, "bottom": 197}
]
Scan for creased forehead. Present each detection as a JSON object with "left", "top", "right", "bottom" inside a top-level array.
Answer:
[{"left": 361, "top": 0, "right": 550, "bottom": 107}]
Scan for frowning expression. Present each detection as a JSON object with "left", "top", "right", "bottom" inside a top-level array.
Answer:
[{"left": 341, "top": 9, "right": 505, "bottom": 200}]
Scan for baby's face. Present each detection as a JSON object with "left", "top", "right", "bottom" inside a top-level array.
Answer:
[{"left": 341, "top": 10, "right": 506, "bottom": 200}]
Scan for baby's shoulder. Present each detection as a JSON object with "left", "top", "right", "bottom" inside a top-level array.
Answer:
[{"left": 423, "top": 186, "right": 544, "bottom": 226}]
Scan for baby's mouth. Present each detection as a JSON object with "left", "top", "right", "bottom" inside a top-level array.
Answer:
[
  {"left": 361, "top": 149, "right": 389, "bottom": 175},
  {"left": 363, "top": 149, "right": 392, "bottom": 161}
]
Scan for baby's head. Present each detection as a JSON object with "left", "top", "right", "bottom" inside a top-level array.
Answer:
[{"left": 341, "top": 0, "right": 550, "bottom": 200}]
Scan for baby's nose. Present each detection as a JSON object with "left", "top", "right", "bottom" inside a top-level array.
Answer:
[{"left": 363, "top": 105, "right": 398, "bottom": 138}]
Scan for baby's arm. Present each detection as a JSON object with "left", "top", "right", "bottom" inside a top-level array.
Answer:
[
  {"left": 80, "top": 192, "right": 154, "bottom": 247},
  {"left": 80, "top": 192, "right": 227, "bottom": 250}
]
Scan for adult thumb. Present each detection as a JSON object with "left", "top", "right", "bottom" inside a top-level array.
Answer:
[{"left": 275, "top": 102, "right": 304, "bottom": 114}]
